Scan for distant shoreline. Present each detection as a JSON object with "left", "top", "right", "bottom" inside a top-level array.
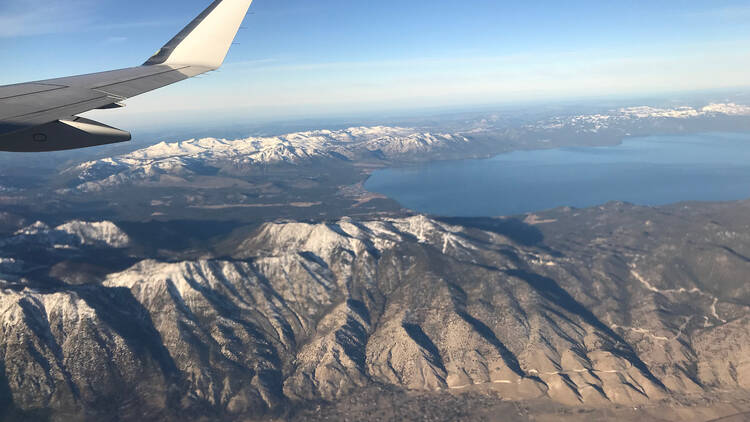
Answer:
[{"left": 363, "top": 131, "right": 750, "bottom": 218}]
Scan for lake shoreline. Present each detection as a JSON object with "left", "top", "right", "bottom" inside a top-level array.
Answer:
[{"left": 363, "top": 132, "right": 750, "bottom": 218}]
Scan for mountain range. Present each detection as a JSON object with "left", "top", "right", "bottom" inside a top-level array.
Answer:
[
  {"left": 2, "top": 102, "right": 750, "bottom": 421},
  {"left": 1, "top": 201, "right": 750, "bottom": 421},
  {"left": 60, "top": 103, "right": 750, "bottom": 194}
]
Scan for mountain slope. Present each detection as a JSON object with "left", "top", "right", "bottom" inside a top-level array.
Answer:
[{"left": 1, "top": 207, "right": 750, "bottom": 420}]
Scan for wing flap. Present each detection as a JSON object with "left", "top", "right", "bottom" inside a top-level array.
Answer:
[
  {"left": 1, "top": 94, "right": 115, "bottom": 130},
  {"left": 0, "top": 117, "right": 131, "bottom": 152}
]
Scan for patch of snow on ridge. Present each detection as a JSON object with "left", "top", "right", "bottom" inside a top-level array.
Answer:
[
  {"left": 619, "top": 106, "right": 702, "bottom": 119},
  {"left": 3, "top": 221, "right": 130, "bottom": 249},
  {"left": 14, "top": 221, "right": 51, "bottom": 236},
  {"left": 702, "top": 103, "right": 750, "bottom": 116},
  {"left": 531, "top": 103, "right": 750, "bottom": 133},
  {"left": 620, "top": 103, "right": 750, "bottom": 119},
  {"left": 240, "top": 215, "right": 481, "bottom": 264},
  {"left": 55, "top": 221, "right": 130, "bottom": 248}
]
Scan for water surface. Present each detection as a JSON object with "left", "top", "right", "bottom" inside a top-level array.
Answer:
[{"left": 364, "top": 133, "right": 750, "bottom": 216}]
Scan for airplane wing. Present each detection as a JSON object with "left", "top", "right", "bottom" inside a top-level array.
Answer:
[{"left": 0, "top": 0, "right": 254, "bottom": 152}]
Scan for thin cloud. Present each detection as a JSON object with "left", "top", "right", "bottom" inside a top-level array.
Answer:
[
  {"left": 686, "top": 5, "right": 750, "bottom": 21},
  {"left": 101, "top": 36, "right": 128, "bottom": 45},
  {"left": 0, "top": 0, "right": 95, "bottom": 37},
  {"left": 226, "top": 37, "right": 750, "bottom": 75},
  {"left": 90, "top": 20, "right": 178, "bottom": 32},
  {"left": 0, "top": 0, "right": 165, "bottom": 38},
  {"left": 225, "top": 55, "right": 532, "bottom": 73}
]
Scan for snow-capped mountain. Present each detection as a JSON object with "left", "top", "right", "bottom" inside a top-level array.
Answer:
[
  {"left": 2, "top": 208, "right": 750, "bottom": 420},
  {"left": 530, "top": 103, "right": 750, "bottom": 133},
  {"left": 55, "top": 221, "right": 130, "bottom": 248},
  {"left": 64, "top": 127, "right": 469, "bottom": 192},
  {"left": 1, "top": 220, "right": 130, "bottom": 249}
]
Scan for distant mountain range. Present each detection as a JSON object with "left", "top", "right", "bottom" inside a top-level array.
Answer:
[
  {"left": 530, "top": 103, "right": 750, "bottom": 133},
  {"left": 60, "top": 103, "right": 750, "bottom": 195},
  {"left": 63, "top": 127, "right": 469, "bottom": 193}
]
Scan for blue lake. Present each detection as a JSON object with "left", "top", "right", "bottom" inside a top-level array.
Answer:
[{"left": 364, "top": 132, "right": 750, "bottom": 217}]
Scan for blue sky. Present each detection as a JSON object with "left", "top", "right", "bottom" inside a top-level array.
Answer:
[{"left": 2, "top": 0, "right": 750, "bottom": 128}]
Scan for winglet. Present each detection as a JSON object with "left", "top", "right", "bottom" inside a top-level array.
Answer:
[{"left": 144, "top": 0, "right": 254, "bottom": 69}]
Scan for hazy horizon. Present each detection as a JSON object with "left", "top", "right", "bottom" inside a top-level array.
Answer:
[{"left": 2, "top": 0, "right": 750, "bottom": 127}]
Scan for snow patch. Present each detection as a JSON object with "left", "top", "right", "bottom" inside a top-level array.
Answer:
[
  {"left": 3, "top": 220, "right": 129, "bottom": 249},
  {"left": 55, "top": 221, "right": 130, "bottom": 248}
]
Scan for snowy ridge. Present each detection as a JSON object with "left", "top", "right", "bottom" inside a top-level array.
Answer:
[
  {"left": 64, "top": 126, "right": 469, "bottom": 192},
  {"left": 531, "top": 103, "right": 750, "bottom": 133},
  {"left": 243, "top": 215, "right": 481, "bottom": 264},
  {"left": 3, "top": 211, "right": 750, "bottom": 418},
  {"left": 56, "top": 221, "right": 130, "bottom": 248},
  {"left": 2, "top": 220, "right": 130, "bottom": 249}
]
